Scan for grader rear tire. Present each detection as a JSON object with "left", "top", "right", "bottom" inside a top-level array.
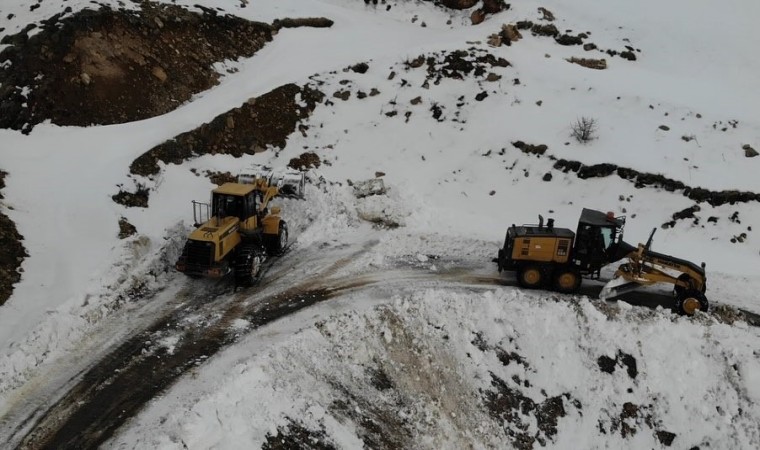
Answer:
[{"left": 553, "top": 267, "right": 581, "bottom": 294}]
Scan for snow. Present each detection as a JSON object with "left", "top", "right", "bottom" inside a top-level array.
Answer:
[{"left": 1, "top": 0, "right": 760, "bottom": 448}]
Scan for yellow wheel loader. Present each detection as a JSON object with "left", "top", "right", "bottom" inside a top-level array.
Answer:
[
  {"left": 497, "top": 208, "right": 708, "bottom": 315},
  {"left": 175, "top": 166, "right": 304, "bottom": 286}
]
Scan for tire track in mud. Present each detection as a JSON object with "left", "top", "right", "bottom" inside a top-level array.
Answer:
[{"left": 15, "top": 242, "right": 378, "bottom": 450}]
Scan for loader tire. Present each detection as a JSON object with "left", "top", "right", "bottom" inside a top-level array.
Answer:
[
  {"left": 518, "top": 265, "right": 543, "bottom": 289},
  {"left": 553, "top": 267, "right": 581, "bottom": 294},
  {"left": 266, "top": 221, "right": 288, "bottom": 255},
  {"left": 235, "top": 245, "right": 265, "bottom": 287},
  {"left": 675, "top": 289, "right": 709, "bottom": 316}
]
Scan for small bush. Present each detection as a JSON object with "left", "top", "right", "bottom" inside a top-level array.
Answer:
[{"left": 571, "top": 117, "right": 597, "bottom": 143}]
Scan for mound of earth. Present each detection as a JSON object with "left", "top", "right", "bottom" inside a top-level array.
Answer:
[
  {"left": 0, "top": 3, "right": 273, "bottom": 133},
  {"left": 128, "top": 83, "right": 325, "bottom": 178},
  {"left": 0, "top": 171, "right": 28, "bottom": 306}
]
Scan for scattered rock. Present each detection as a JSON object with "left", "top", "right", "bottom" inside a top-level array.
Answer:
[
  {"left": 410, "top": 96, "right": 422, "bottom": 105},
  {"left": 743, "top": 144, "right": 758, "bottom": 158},
  {"left": 542, "top": 172, "right": 552, "bottom": 182},
  {"left": 350, "top": 62, "right": 369, "bottom": 74},
  {"left": 333, "top": 90, "right": 351, "bottom": 101},
  {"left": 440, "top": 0, "right": 479, "bottom": 9},
  {"left": 659, "top": 125, "right": 670, "bottom": 131},
  {"left": 531, "top": 23, "right": 559, "bottom": 37},
  {"left": 502, "top": 23, "right": 522, "bottom": 43},
  {"left": 567, "top": 57, "right": 607, "bottom": 70},
  {"left": 620, "top": 50, "right": 636, "bottom": 61},
  {"left": 583, "top": 43, "right": 597, "bottom": 51},
  {"left": 512, "top": 141, "right": 548, "bottom": 155},
  {"left": 475, "top": 91, "right": 489, "bottom": 101},
  {"left": 117, "top": 217, "right": 137, "bottom": 239},
  {"left": 483, "top": 0, "right": 508, "bottom": 14},
  {"left": 555, "top": 34, "right": 584, "bottom": 46},
  {"left": 288, "top": 152, "right": 321, "bottom": 170},
  {"left": 112, "top": 185, "right": 150, "bottom": 208},
  {"left": 486, "top": 72, "right": 502, "bottom": 82},
  {"left": 206, "top": 171, "right": 237, "bottom": 186},
  {"left": 470, "top": 9, "right": 486, "bottom": 25},
  {"left": 538, "top": 7, "right": 555, "bottom": 21}
]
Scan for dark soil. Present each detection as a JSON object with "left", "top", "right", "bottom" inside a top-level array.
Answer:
[
  {"left": 262, "top": 421, "right": 336, "bottom": 450},
  {"left": 597, "top": 351, "right": 638, "bottom": 378},
  {"left": 272, "top": 17, "right": 334, "bottom": 29},
  {"left": 129, "top": 83, "right": 324, "bottom": 178},
  {"left": 0, "top": 3, "right": 274, "bottom": 132},
  {"left": 484, "top": 373, "right": 580, "bottom": 449},
  {"left": 288, "top": 152, "right": 321, "bottom": 170},
  {"left": 112, "top": 184, "right": 150, "bottom": 208},
  {"left": 117, "top": 217, "right": 137, "bottom": 239},
  {"left": 0, "top": 170, "right": 28, "bottom": 306}
]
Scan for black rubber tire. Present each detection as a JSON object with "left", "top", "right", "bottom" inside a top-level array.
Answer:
[
  {"left": 553, "top": 267, "right": 582, "bottom": 294},
  {"left": 518, "top": 265, "right": 543, "bottom": 289},
  {"left": 234, "top": 245, "right": 265, "bottom": 286},
  {"left": 674, "top": 273, "right": 707, "bottom": 297},
  {"left": 267, "top": 221, "right": 288, "bottom": 255},
  {"left": 675, "top": 289, "right": 709, "bottom": 316},
  {"left": 497, "top": 249, "right": 504, "bottom": 272}
]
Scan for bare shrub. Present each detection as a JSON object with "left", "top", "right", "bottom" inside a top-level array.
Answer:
[{"left": 571, "top": 117, "right": 597, "bottom": 143}]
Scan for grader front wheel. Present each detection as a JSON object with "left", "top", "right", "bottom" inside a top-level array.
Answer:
[{"left": 676, "top": 289, "right": 709, "bottom": 316}]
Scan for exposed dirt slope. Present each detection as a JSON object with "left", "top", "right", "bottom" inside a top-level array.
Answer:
[
  {"left": 0, "top": 3, "right": 273, "bottom": 133},
  {"left": 128, "top": 83, "right": 325, "bottom": 178},
  {"left": 0, "top": 170, "right": 28, "bottom": 306}
]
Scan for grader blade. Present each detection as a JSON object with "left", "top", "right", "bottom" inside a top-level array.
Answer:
[
  {"left": 238, "top": 164, "right": 306, "bottom": 199},
  {"left": 599, "top": 276, "right": 641, "bottom": 300}
]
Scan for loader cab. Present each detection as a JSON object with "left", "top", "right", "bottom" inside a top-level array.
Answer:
[
  {"left": 573, "top": 209, "right": 626, "bottom": 273},
  {"left": 212, "top": 183, "right": 258, "bottom": 221}
]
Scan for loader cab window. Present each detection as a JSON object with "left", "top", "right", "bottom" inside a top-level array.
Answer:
[{"left": 212, "top": 194, "right": 245, "bottom": 220}]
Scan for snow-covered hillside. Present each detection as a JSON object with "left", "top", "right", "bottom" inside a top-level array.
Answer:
[{"left": 1, "top": 0, "right": 759, "bottom": 448}]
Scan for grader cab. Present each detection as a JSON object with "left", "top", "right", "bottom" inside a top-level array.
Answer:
[{"left": 497, "top": 208, "right": 708, "bottom": 315}]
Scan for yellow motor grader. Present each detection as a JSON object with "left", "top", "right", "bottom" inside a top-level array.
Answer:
[
  {"left": 497, "top": 208, "right": 708, "bottom": 315},
  {"left": 175, "top": 166, "right": 304, "bottom": 286}
]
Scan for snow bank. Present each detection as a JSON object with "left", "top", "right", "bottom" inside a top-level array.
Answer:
[{"left": 111, "top": 288, "right": 760, "bottom": 449}]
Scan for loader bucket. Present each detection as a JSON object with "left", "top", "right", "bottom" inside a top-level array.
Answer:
[{"left": 238, "top": 164, "right": 306, "bottom": 199}]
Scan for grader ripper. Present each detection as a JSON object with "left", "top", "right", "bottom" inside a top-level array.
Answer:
[
  {"left": 175, "top": 165, "right": 304, "bottom": 286},
  {"left": 497, "top": 208, "right": 709, "bottom": 315}
]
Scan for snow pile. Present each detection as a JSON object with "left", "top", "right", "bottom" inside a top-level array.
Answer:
[{"left": 112, "top": 288, "right": 760, "bottom": 449}]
